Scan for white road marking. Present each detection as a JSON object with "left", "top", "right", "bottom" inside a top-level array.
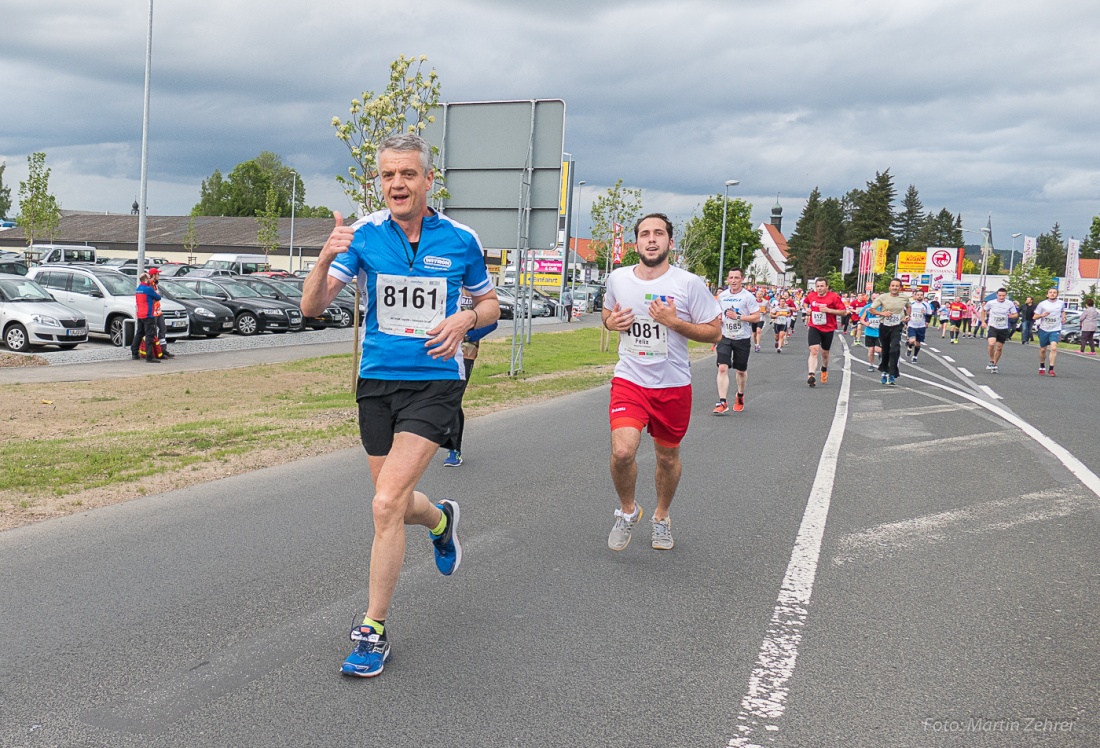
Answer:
[
  {"left": 958, "top": 367, "right": 975, "bottom": 378},
  {"left": 978, "top": 384, "right": 1002, "bottom": 400},
  {"left": 878, "top": 429, "right": 1018, "bottom": 452},
  {"left": 942, "top": 355, "right": 955, "bottom": 362},
  {"left": 899, "top": 370, "right": 1100, "bottom": 500},
  {"left": 929, "top": 347, "right": 941, "bottom": 352},
  {"left": 851, "top": 402, "right": 980, "bottom": 420},
  {"left": 728, "top": 341, "right": 851, "bottom": 747},
  {"left": 831, "top": 487, "right": 1086, "bottom": 566}
]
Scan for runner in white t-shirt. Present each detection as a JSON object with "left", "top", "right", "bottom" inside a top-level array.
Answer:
[
  {"left": 1033, "top": 287, "right": 1066, "bottom": 376},
  {"left": 603, "top": 214, "right": 722, "bottom": 552},
  {"left": 983, "top": 288, "right": 1019, "bottom": 373},
  {"left": 713, "top": 268, "right": 761, "bottom": 414},
  {"left": 906, "top": 289, "right": 931, "bottom": 363}
]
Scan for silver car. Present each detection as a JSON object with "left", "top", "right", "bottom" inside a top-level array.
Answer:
[{"left": 0, "top": 273, "right": 88, "bottom": 352}]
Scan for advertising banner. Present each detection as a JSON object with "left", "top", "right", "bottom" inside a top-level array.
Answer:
[
  {"left": 873, "top": 239, "right": 889, "bottom": 273},
  {"left": 925, "top": 247, "right": 961, "bottom": 280},
  {"left": 520, "top": 273, "right": 563, "bottom": 287},
  {"left": 612, "top": 223, "right": 624, "bottom": 265},
  {"left": 859, "top": 241, "right": 872, "bottom": 274},
  {"left": 534, "top": 259, "right": 563, "bottom": 274},
  {"left": 842, "top": 246, "right": 854, "bottom": 275},
  {"left": 897, "top": 251, "right": 927, "bottom": 274},
  {"left": 1022, "top": 235, "right": 1037, "bottom": 265},
  {"left": 1066, "top": 239, "right": 1081, "bottom": 287}
]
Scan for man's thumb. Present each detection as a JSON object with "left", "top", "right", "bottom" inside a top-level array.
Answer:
[{"left": 333, "top": 211, "right": 345, "bottom": 227}]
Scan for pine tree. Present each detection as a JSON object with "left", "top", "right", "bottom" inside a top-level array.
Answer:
[
  {"left": 846, "top": 170, "right": 896, "bottom": 257},
  {"left": 892, "top": 185, "right": 924, "bottom": 255},
  {"left": 1034, "top": 222, "right": 1066, "bottom": 275},
  {"left": 785, "top": 187, "right": 822, "bottom": 283}
]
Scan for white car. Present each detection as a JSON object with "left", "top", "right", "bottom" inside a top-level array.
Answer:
[
  {"left": 0, "top": 273, "right": 88, "bottom": 352},
  {"left": 27, "top": 265, "right": 189, "bottom": 345}
]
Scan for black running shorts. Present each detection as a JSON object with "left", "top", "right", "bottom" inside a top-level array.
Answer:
[
  {"left": 716, "top": 337, "right": 752, "bottom": 371},
  {"left": 356, "top": 378, "right": 465, "bottom": 456}
]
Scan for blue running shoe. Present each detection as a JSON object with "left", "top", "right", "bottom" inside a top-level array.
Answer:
[
  {"left": 880, "top": 373, "right": 888, "bottom": 385},
  {"left": 431, "top": 499, "right": 462, "bottom": 576},
  {"left": 442, "top": 449, "right": 463, "bottom": 467},
  {"left": 887, "top": 376, "right": 897, "bottom": 387},
  {"left": 341, "top": 624, "right": 391, "bottom": 678}
]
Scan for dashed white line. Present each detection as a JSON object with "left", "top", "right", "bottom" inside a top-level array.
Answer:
[
  {"left": 728, "top": 341, "right": 851, "bottom": 747},
  {"left": 942, "top": 355, "right": 955, "bottom": 362},
  {"left": 978, "top": 384, "right": 1002, "bottom": 400},
  {"left": 929, "top": 347, "right": 941, "bottom": 352},
  {"left": 958, "top": 367, "right": 975, "bottom": 378}
]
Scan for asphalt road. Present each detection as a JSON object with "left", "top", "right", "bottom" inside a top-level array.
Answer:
[{"left": 2, "top": 326, "right": 1098, "bottom": 747}]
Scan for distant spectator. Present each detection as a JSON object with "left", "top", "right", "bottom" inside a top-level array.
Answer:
[
  {"left": 1080, "top": 298, "right": 1098, "bottom": 355},
  {"left": 560, "top": 287, "right": 574, "bottom": 322},
  {"left": 130, "top": 272, "right": 161, "bottom": 363}
]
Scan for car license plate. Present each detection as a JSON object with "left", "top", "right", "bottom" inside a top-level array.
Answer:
[
  {"left": 169, "top": 320, "right": 186, "bottom": 328},
  {"left": 66, "top": 328, "right": 87, "bottom": 337},
  {"left": 222, "top": 321, "right": 233, "bottom": 329}
]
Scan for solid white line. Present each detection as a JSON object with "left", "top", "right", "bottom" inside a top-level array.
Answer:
[
  {"left": 958, "top": 367, "right": 975, "bottom": 378},
  {"left": 978, "top": 384, "right": 1002, "bottom": 400},
  {"left": 942, "top": 355, "right": 955, "bottom": 362},
  {"left": 728, "top": 340, "right": 851, "bottom": 747},
  {"left": 898, "top": 370, "right": 1100, "bottom": 500}
]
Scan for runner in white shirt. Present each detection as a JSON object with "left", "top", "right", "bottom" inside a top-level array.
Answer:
[
  {"left": 1033, "top": 287, "right": 1067, "bottom": 376},
  {"left": 713, "top": 268, "right": 761, "bottom": 414},
  {"left": 603, "top": 213, "right": 722, "bottom": 552},
  {"left": 906, "top": 289, "right": 931, "bottom": 363},
  {"left": 983, "top": 288, "right": 1019, "bottom": 373}
]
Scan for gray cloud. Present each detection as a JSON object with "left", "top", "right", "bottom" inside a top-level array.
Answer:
[{"left": 2, "top": 0, "right": 1097, "bottom": 243}]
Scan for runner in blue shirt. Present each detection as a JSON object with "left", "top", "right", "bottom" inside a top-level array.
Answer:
[{"left": 302, "top": 133, "right": 500, "bottom": 678}]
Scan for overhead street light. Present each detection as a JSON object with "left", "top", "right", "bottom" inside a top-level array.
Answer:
[{"left": 718, "top": 179, "right": 740, "bottom": 286}]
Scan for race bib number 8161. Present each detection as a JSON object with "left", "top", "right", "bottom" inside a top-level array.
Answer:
[{"left": 376, "top": 274, "right": 447, "bottom": 337}]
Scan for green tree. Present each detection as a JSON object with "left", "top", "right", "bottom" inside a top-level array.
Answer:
[
  {"left": 183, "top": 216, "right": 199, "bottom": 262},
  {"left": 914, "top": 208, "right": 963, "bottom": 249},
  {"left": 784, "top": 187, "right": 822, "bottom": 283},
  {"left": 0, "top": 161, "right": 12, "bottom": 219},
  {"left": 678, "top": 193, "right": 756, "bottom": 284},
  {"left": 1034, "top": 222, "right": 1066, "bottom": 275},
  {"left": 589, "top": 179, "right": 644, "bottom": 272},
  {"left": 1005, "top": 261, "right": 1056, "bottom": 304},
  {"left": 1080, "top": 215, "right": 1100, "bottom": 259},
  {"left": 16, "top": 152, "right": 61, "bottom": 246},
  {"left": 333, "top": 54, "right": 444, "bottom": 214},
  {"left": 846, "top": 170, "right": 896, "bottom": 257},
  {"left": 255, "top": 188, "right": 281, "bottom": 262},
  {"left": 193, "top": 153, "right": 327, "bottom": 218},
  {"left": 892, "top": 184, "right": 924, "bottom": 255},
  {"left": 786, "top": 188, "right": 845, "bottom": 284}
]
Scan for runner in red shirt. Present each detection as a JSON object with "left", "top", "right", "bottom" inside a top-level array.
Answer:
[
  {"left": 801, "top": 277, "right": 848, "bottom": 387},
  {"left": 947, "top": 300, "right": 967, "bottom": 344}
]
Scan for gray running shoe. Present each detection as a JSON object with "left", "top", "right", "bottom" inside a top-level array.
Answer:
[
  {"left": 608, "top": 504, "right": 644, "bottom": 551},
  {"left": 651, "top": 516, "right": 674, "bottom": 550}
]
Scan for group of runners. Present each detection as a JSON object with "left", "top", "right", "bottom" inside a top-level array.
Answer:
[{"left": 301, "top": 133, "right": 1076, "bottom": 679}]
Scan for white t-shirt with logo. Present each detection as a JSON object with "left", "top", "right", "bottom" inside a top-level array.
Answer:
[
  {"left": 983, "top": 299, "right": 1018, "bottom": 330},
  {"left": 1034, "top": 299, "right": 1066, "bottom": 332},
  {"left": 604, "top": 265, "right": 722, "bottom": 389},
  {"left": 908, "top": 300, "right": 930, "bottom": 329},
  {"left": 717, "top": 288, "right": 760, "bottom": 341}
]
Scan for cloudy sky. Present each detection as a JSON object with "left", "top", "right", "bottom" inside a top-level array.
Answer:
[{"left": 3, "top": 0, "right": 1098, "bottom": 247}]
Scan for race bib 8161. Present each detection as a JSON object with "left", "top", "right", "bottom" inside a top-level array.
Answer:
[{"left": 376, "top": 274, "right": 447, "bottom": 337}]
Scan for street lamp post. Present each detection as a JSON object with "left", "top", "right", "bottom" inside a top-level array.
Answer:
[
  {"left": 571, "top": 180, "right": 585, "bottom": 298},
  {"left": 717, "top": 179, "right": 740, "bottom": 286},
  {"left": 289, "top": 171, "right": 297, "bottom": 273},
  {"left": 1010, "top": 232, "right": 1022, "bottom": 274}
]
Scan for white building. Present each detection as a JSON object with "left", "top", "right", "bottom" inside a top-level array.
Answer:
[{"left": 752, "top": 199, "right": 791, "bottom": 287}]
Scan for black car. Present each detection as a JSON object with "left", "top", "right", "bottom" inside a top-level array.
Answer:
[
  {"left": 157, "top": 279, "right": 236, "bottom": 338},
  {"left": 282, "top": 277, "right": 357, "bottom": 328},
  {"left": 157, "top": 263, "right": 201, "bottom": 278},
  {"left": 0, "top": 260, "right": 28, "bottom": 276},
  {"left": 233, "top": 276, "right": 341, "bottom": 330},
  {"left": 175, "top": 278, "right": 303, "bottom": 335}
]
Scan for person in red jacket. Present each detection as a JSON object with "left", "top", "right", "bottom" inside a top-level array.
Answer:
[
  {"left": 130, "top": 272, "right": 161, "bottom": 362},
  {"left": 801, "top": 277, "right": 848, "bottom": 387},
  {"left": 147, "top": 267, "right": 175, "bottom": 358}
]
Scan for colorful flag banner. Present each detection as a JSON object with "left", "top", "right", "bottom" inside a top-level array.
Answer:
[
  {"left": 1066, "top": 239, "right": 1081, "bottom": 287},
  {"left": 872, "top": 239, "right": 889, "bottom": 274},
  {"left": 1022, "top": 235, "right": 1037, "bottom": 265},
  {"left": 842, "top": 246, "right": 854, "bottom": 275},
  {"left": 612, "top": 222, "right": 623, "bottom": 265}
]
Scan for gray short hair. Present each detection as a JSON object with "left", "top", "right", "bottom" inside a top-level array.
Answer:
[{"left": 378, "top": 133, "right": 433, "bottom": 175}]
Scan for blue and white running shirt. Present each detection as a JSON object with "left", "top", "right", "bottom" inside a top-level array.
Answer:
[{"left": 329, "top": 209, "right": 494, "bottom": 381}]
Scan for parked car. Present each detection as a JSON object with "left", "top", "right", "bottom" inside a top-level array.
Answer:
[
  {"left": 1060, "top": 311, "right": 1082, "bottom": 344},
  {"left": 202, "top": 253, "right": 271, "bottom": 276},
  {"left": 249, "top": 270, "right": 295, "bottom": 279},
  {"left": 183, "top": 267, "right": 238, "bottom": 278},
  {"left": 26, "top": 265, "right": 189, "bottom": 345},
  {"left": 571, "top": 284, "right": 605, "bottom": 312},
  {"left": 32, "top": 244, "right": 99, "bottom": 265},
  {"left": 156, "top": 263, "right": 201, "bottom": 278},
  {"left": 0, "top": 259, "right": 28, "bottom": 276},
  {"left": 103, "top": 257, "right": 169, "bottom": 271},
  {"left": 0, "top": 273, "right": 88, "bottom": 352},
  {"left": 283, "top": 277, "right": 357, "bottom": 328},
  {"left": 174, "top": 277, "right": 303, "bottom": 335},
  {"left": 157, "top": 279, "right": 235, "bottom": 338},
  {"left": 530, "top": 288, "right": 559, "bottom": 317},
  {"left": 233, "top": 276, "right": 341, "bottom": 330}
]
